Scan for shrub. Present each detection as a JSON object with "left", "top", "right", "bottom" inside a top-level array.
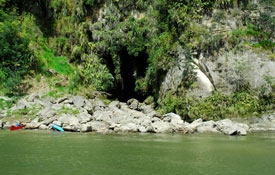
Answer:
[
  {"left": 0, "top": 19, "right": 37, "bottom": 95},
  {"left": 188, "top": 92, "right": 262, "bottom": 121},
  {"left": 79, "top": 54, "right": 114, "bottom": 91}
]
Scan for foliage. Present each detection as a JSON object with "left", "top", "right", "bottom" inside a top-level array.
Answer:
[
  {"left": 79, "top": 54, "right": 114, "bottom": 91},
  {"left": 259, "top": 75, "right": 275, "bottom": 109},
  {"left": 1, "top": 0, "right": 275, "bottom": 120},
  {"left": 0, "top": 98, "right": 13, "bottom": 110},
  {"left": 42, "top": 48, "right": 74, "bottom": 76},
  {"left": 0, "top": 17, "right": 38, "bottom": 96},
  {"left": 157, "top": 90, "right": 189, "bottom": 120},
  {"left": 188, "top": 92, "right": 263, "bottom": 121}
]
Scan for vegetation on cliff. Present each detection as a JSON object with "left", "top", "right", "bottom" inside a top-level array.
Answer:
[{"left": 1, "top": 0, "right": 275, "bottom": 121}]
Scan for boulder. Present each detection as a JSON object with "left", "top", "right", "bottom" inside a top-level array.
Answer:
[
  {"left": 127, "top": 98, "right": 140, "bottom": 110},
  {"left": 197, "top": 120, "right": 219, "bottom": 133},
  {"left": 58, "top": 114, "right": 80, "bottom": 130},
  {"left": 83, "top": 99, "right": 94, "bottom": 115},
  {"left": 36, "top": 107, "right": 56, "bottom": 119},
  {"left": 140, "top": 104, "right": 154, "bottom": 114},
  {"left": 41, "top": 97, "right": 55, "bottom": 107},
  {"left": 152, "top": 121, "right": 172, "bottom": 133},
  {"left": 81, "top": 123, "right": 92, "bottom": 132},
  {"left": 184, "top": 118, "right": 203, "bottom": 133},
  {"left": 52, "top": 120, "right": 62, "bottom": 126},
  {"left": 11, "top": 98, "right": 31, "bottom": 110},
  {"left": 39, "top": 124, "right": 48, "bottom": 130},
  {"left": 24, "top": 118, "right": 41, "bottom": 129},
  {"left": 0, "top": 110, "right": 7, "bottom": 117},
  {"left": 72, "top": 96, "right": 85, "bottom": 108},
  {"left": 114, "top": 122, "right": 138, "bottom": 133},
  {"left": 93, "top": 110, "right": 114, "bottom": 124},
  {"left": 88, "top": 121, "right": 109, "bottom": 133},
  {"left": 249, "top": 115, "right": 275, "bottom": 132},
  {"left": 77, "top": 112, "right": 92, "bottom": 124},
  {"left": 27, "top": 93, "right": 40, "bottom": 102},
  {"left": 216, "top": 119, "right": 248, "bottom": 136},
  {"left": 92, "top": 98, "right": 106, "bottom": 111}
]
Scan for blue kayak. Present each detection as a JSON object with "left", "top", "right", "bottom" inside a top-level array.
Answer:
[{"left": 50, "top": 124, "right": 64, "bottom": 132}]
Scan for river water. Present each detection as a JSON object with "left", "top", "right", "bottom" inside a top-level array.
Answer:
[{"left": 1, "top": 130, "right": 275, "bottom": 175}]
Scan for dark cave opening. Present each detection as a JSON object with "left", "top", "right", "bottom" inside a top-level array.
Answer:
[{"left": 117, "top": 47, "right": 149, "bottom": 102}]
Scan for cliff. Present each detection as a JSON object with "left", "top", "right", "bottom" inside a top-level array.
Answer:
[{"left": 0, "top": 0, "right": 275, "bottom": 121}]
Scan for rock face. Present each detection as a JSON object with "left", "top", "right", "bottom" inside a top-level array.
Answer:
[
  {"left": 2, "top": 94, "right": 275, "bottom": 136},
  {"left": 159, "top": 2, "right": 275, "bottom": 100}
]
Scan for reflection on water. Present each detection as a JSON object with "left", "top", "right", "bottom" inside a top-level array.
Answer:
[{"left": 1, "top": 130, "right": 275, "bottom": 175}]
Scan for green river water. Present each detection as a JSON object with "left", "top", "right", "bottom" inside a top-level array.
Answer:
[{"left": 1, "top": 130, "right": 275, "bottom": 175}]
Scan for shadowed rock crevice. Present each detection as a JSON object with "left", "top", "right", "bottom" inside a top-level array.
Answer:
[{"left": 117, "top": 47, "right": 148, "bottom": 102}]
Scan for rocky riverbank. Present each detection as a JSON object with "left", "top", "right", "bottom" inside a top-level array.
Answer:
[{"left": 1, "top": 94, "right": 275, "bottom": 136}]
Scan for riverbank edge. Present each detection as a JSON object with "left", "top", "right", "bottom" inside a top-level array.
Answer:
[{"left": 1, "top": 94, "right": 275, "bottom": 136}]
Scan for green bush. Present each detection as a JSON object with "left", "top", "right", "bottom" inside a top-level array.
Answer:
[
  {"left": 0, "top": 19, "right": 37, "bottom": 95},
  {"left": 188, "top": 92, "right": 262, "bottom": 121},
  {"left": 79, "top": 54, "right": 114, "bottom": 91}
]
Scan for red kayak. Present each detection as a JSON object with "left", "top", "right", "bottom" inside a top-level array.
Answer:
[{"left": 10, "top": 125, "right": 25, "bottom": 131}]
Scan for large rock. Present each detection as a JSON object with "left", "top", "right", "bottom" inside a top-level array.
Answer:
[
  {"left": 152, "top": 121, "right": 172, "bottom": 133},
  {"left": 114, "top": 122, "right": 138, "bottom": 133},
  {"left": 81, "top": 123, "right": 92, "bottom": 132},
  {"left": 127, "top": 98, "right": 140, "bottom": 110},
  {"left": 37, "top": 107, "right": 56, "bottom": 119},
  {"left": 58, "top": 114, "right": 80, "bottom": 131},
  {"left": 216, "top": 119, "right": 248, "bottom": 136},
  {"left": 197, "top": 120, "right": 219, "bottom": 133},
  {"left": 184, "top": 118, "right": 203, "bottom": 133},
  {"left": 11, "top": 98, "right": 31, "bottom": 110},
  {"left": 72, "top": 96, "right": 85, "bottom": 108},
  {"left": 92, "top": 98, "right": 106, "bottom": 111},
  {"left": 88, "top": 121, "right": 109, "bottom": 133},
  {"left": 163, "top": 113, "right": 185, "bottom": 131},
  {"left": 24, "top": 118, "right": 41, "bottom": 129},
  {"left": 249, "top": 115, "right": 275, "bottom": 132},
  {"left": 77, "top": 112, "right": 92, "bottom": 124}
]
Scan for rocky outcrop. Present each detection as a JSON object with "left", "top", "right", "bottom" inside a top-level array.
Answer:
[{"left": 1, "top": 94, "right": 275, "bottom": 136}]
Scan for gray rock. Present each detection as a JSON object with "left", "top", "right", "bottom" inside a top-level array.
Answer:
[
  {"left": 81, "top": 123, "right": 92, "bottom": 132},
  {"left": 25, "top": 118, "right": 41, "bottom": 129},
  {"left": 0, "top": 110, "right": 7, "bottom": 117},
  {"left": 127, "top": 98, "right": 140, "bottom": 110},
  {"left": 52, "top": 120, "right": 62, "bottom": 126},
  {"left": 83, "top": 99, "right": 94, "bottom": 115},
  {"left": 152, "top": 121, "right": 172, "bottom": 133},
  {"left": 39, "top": 124, "right": 48, "bottom": 130},
  {"left": 37, "top": 107, "right": 56, "bottom": 119},
  {"left": 92, "top": 98, "right": 106, "bottom": 111},
  {"left": 140, "top": 104, "right": 154, "bottom": 114},
  {"left": 0, "top": 120, "right": 2, "bottom": 129},
  {"left": 197, "top": 120, "right": 219, "bottom": 133},
  {"left": 57, "top": 97, "right": 69, "bottom": 104},
  {"left": 72, "top": 96, "right": 85, "bottom": 108},
  {"left": 93, "top": 110, "right": 113, "bottom": 124},
  {"left": 58, "top": 114, "right": 80, "bottom": 128},
  {"left": 77, "top": 112, "right": 92, "bottom": 124},
  {"left": 51, "top": 104, "right": 63, "bottom": 110},
  {"left": 114, "top": 122, "right": 138, "bottom": 133},
  {"left": 27, "top": 93, "right": 40, "bottom": 102},
  {"left": 11, "top": 98, "right": 31, "bottom": 110},
  {"left": 88, "top": 121, "right": 109, "bottom": 133},
  {"left": 185, "top": 118, "right": 203, "bottom": 133},
  {"left": 42, "top": 97, "right": 56, "bottom": 106},
  {"left": 216, "top": 119, "right": 248, "bottom": 135}
]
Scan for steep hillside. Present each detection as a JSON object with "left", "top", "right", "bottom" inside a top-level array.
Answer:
[{"left": 1, "top": 0, "right": 275, "bottom": 120}]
